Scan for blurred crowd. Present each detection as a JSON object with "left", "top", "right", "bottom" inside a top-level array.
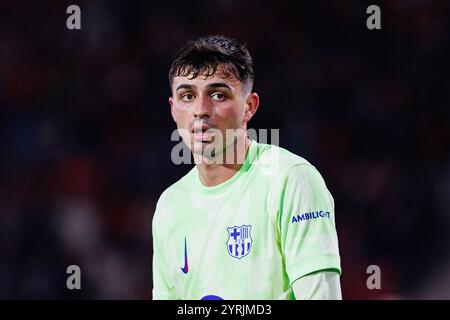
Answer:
[{"left": 0, "top": 0, "right": 449, "bottom": 299}]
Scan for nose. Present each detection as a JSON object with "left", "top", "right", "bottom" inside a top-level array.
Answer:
[{"left": 193, "top": 95, "right": 212, "bottom": 119}]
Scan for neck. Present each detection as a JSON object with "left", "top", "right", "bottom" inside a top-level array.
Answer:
[{"left": 195, "top": 135, "right": 250, "bottom": 187}]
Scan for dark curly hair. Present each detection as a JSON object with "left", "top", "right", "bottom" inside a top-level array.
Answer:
[{"left": 169, "top": 35, "right": 254, "bottom": 93}]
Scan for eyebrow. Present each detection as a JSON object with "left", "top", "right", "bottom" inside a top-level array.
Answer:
[
  {"left": 207, "top": 82, "right": 232, "bottom": 90},
  {"left": 175, "top": 84, "right": 193, "bottom": 92},
  {"left": 175, "top": 82, "right": 232, "bottom": 92}
]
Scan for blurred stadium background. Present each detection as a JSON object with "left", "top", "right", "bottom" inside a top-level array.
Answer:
[{"left": 0, "top": 0, "right": 449, "bottom": 299}]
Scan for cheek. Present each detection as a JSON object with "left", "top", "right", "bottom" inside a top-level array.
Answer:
[
  {"left": 219, "top": 104, "right": 245, "bottom": 125},
  {"left": 173, "top": 107, "right": 189, "bottom": 127}
]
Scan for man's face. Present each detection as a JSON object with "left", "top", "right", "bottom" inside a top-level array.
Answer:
[{"left": 169, "top": 68, "right": 257, "bottom": 159}]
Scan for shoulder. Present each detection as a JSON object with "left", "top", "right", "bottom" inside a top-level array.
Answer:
[
  {"left": 252, "top": 142, "right": 332, "bottom": 208},
  {"left": 252, "top": 142, "right": 320, "bottom": 179},
  {"left": 153, "top": 166, "right": 196, "bottom": 218}
]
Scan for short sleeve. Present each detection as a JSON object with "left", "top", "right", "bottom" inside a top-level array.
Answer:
[
  {"left": 292, "top": 271, "right": 342, "bottom": 300},
  {"left": 277, "top": 164, "right": 341, "bottom": 285},
  {"left": 152, "top": 200, "right": 180, "bottom": 300}
]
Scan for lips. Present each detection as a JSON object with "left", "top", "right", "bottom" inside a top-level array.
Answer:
[
  {"left": 193, "top": 131, "right": 214, "bottom": 142},
  {"left": 192, "top": 123, "right": 210, "bottom": 133},
  {"left": 192, "top": 122, "right": 214, "bottom": 142}
]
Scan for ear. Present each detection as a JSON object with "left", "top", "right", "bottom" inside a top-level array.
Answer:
[
  {"left": 243, "top": 92, "right": 259, "bottom": 123},
  {"left": 169, "top": 96, "right": 177, "bottom": 123}
]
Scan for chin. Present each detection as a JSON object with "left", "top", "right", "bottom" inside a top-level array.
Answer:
[{"left": 192, "top": 141, "right": 224, "bottom": 159}]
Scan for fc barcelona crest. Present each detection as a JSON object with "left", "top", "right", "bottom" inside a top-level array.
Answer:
[{"left": 226, "top": 225, "right": 253, "bottom": 259}]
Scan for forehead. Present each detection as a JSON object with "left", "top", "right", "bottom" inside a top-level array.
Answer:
[{"left": 172, "top": 68, "right": 242, "bottom": 91}]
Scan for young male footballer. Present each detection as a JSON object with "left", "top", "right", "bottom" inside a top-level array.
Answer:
[{"left": 152, "top": 35, "right": 342, "bottom": 300}]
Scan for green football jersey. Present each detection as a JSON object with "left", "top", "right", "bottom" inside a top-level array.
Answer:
[{"left": 152, "top": 140, "right": 341, "bottom": 300}]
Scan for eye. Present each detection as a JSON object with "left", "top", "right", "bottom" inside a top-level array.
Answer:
[
  {"left": 181, "top": 93, "right": 194, "bottom": 102},
  {"left": 211, "top": 92, "right": 226, "bottom": 101}
]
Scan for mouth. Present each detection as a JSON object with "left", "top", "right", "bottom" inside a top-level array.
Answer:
[
  {"left": 192, "top": 123, "right": 214, "bottom": 142},
  {"left": 191, "top": 124, "right": 210, "bottom": 134}
]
